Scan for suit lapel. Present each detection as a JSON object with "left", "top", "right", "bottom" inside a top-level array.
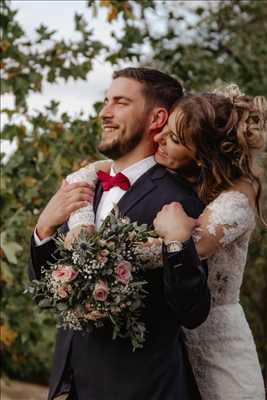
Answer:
[
  {"left": 93, "top": 164, "right": 167, "bottom": 217},
  {"left": 93, "top": 180, "right": 103, "bottom": 214},
  {"left": 117, "top": 164, "right": 165, "bottom": 216}
]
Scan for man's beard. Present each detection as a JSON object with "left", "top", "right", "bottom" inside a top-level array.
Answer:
[{"left": 97, "top": 125, "right": 145, "bottom": 159}]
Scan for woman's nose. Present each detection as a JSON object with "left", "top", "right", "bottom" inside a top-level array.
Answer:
[{"left": 154, "top": 130, "right": 166, "bottom": 144}]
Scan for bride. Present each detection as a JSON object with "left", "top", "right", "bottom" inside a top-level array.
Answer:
[
  {"left": 65, "top": 85, "right": 266, "bottom": 399},
  {"left": 153, "top": 86, "right": 266, "bottom": 400}
]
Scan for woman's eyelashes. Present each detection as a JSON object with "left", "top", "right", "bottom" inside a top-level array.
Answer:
[{"left": 169, "top": 131, "right": 180, "bottom": 144}]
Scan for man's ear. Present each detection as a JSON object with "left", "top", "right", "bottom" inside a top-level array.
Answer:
[{"left": 149, "top": 107, "right": 169, "bottom": 132}]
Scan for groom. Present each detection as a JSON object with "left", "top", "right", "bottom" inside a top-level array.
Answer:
[{"left": 30, "top": 67, "right": 210, "bottom": 400}]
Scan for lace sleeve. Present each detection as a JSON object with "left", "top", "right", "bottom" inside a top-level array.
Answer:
[
  {"left": 65, "top": 163, "right": 98, "bottom": 229},
  {"left": 193, "top": 191, "right": 256, "bottom": 256}
]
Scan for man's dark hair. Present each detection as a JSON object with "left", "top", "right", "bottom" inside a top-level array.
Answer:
[{"left": 113, "top": 67, "right": 183, "bottom": 111}]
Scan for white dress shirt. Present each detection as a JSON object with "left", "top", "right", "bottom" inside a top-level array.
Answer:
[
  {"left": 34, "top": 156, "right": 156, "bottom": 245},
  {"left": 95, "top": 156, "right": 156, "bottom": 229}
]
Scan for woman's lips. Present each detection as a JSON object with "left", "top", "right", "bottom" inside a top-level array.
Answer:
[{"left": 157, "top": 147, "right": 168, "bottom": 158}]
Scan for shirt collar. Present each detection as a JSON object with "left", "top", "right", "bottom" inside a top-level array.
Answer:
[{"left": 110, "top": 156, "right": 156, "bottom": 185}]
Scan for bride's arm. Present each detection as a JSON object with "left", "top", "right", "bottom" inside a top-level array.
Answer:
[
  {"left": 65, "top": 159, "right": 112, "bottom": 231},
  {"left": 93, "top": 159, "right": 113, "bottom": 173},
  {"left": 196, "top": 181, "right": 256, "bottom": 258},
  {"left": 62, "top": 160, "right": 113, "bottom": 247},
  {"left": 154, "top": 181, "right": 256, "bottom": 259}
]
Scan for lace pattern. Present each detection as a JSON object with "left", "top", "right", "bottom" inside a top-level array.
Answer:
[
  {"left": 184, "top": 304, "right": 265, "bottom": 400},
  {"left": 185, "top": 191, "right": 264, "bottom": 399},
  {"left": 66, "top": 163, "right": 98, "bottom": 229},
  {"left": 192, "top": 191, "right": 256, "bottom": 306},
  {"left": 206, "top": 191, "right": 255, "bottom": 245}
]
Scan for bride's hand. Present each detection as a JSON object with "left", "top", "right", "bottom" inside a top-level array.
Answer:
[
  {"left": 153, "top": 202, "right": 198, "bottom": 243},
  {"left": 94, "top": 160, "right": 113, "bottom": 173},
  {"left": 36, "top": 180, "right": 94, "bottom": 240}
]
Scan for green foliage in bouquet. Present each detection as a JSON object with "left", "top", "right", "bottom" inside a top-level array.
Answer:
[{"left": 27, "top": 210, "right": 157, "bottom": 351}]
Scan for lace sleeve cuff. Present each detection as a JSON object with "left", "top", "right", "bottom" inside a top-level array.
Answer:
[{"left": 66, "top": 163, "right": 97, "bottom": 229}]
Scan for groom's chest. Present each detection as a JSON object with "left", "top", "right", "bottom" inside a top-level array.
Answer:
[
  {"left": 93, "top": 165, "right": 197, "bottom": 226},
  {"left": 93, "top": 176, "right": 158, "bottom": 227},
  {"left": 93, "top": 182, "right": 175, "bottom": 229},
  {"left": 95, "top": 186, "right": 127, "bottom": 229}
]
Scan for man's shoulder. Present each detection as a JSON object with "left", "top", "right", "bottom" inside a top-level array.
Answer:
[
  {"left": 142, "top": 164, "right": 204, "bottom": 218},
  {"left": 150, "top": 165, "right": 198, "bottom": 197}
]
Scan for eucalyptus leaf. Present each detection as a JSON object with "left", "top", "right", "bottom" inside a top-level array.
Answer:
[
  {"left": 38, "top": 298, "right": 53, "bottom": 308},
  {"left": 0, "top": 231, "right": 23, "bottom": 264},
  {"left": 56, "top": 302, "right": 69, "bottom": 311}
]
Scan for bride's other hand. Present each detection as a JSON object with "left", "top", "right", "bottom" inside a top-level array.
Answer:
[
  {"left": 36, "top": 180, "right": 94, "bottom": 240},
  {"left": 153, "top": 202, "right": 198, "bottom": 243}
]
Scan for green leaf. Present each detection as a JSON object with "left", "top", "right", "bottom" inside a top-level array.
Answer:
[
  {"left": 1, "top": 124, "right": 20, "bottom": 140},
  {"left": 38, "top": 298, "right": 53, "bottom": 308},
  {"left": 56, "top": 302, "right": 69, "bottom": 311},
  {"left": 0, "top": 231, "right": 23, "bottom": 264},
  {"left": 0, "top": 261, "right": 14, "bottom": 284}
]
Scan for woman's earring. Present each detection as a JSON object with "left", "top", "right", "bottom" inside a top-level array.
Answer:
[{"left": 197, "top": 161, "right": 202, "bottom": 167}]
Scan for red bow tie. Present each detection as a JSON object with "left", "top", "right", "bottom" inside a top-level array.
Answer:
[{"left": 97, "top": 170, "right": 131, "bottom": 191}]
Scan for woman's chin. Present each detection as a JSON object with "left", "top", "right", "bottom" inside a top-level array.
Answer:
[{"left": 155, "top": 152, "right": 169, "bottom": 167}]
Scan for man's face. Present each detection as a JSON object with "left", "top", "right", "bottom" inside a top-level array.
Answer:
[{"left": 98, "top": 77, "right": 150, "bottom": 159}]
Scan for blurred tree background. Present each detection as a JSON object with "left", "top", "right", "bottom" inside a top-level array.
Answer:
[{"left": 1, "top": 0, "right": 266, "bottom": 387}]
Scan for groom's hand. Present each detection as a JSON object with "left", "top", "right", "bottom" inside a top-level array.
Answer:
[{"left": 36, "top": 180, "right": 94, "bottom": 240}]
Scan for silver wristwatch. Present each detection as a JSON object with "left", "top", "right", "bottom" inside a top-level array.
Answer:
[{"left": 165, "top": 240, "right": 183, "bottom": 253}]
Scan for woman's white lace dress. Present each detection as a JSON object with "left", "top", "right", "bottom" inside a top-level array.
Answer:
[{"left": 184, "top": 191, "right": 265, "bottom": 400}]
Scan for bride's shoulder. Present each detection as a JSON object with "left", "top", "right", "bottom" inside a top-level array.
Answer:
[
  {"left": 226, "top": 178, "right": 256, "bottom": 208},
  {"left": 209, "top": 179, "right": 256, "bottom": 210},
  {"left": 194, "top": 180, "right": 256, "bottom": 257}
]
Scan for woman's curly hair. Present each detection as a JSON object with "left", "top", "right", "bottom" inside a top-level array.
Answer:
[{"left": 171, "top": 85, "right": 267, "bottom": 224}]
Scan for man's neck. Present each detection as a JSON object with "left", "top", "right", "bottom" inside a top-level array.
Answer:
[
  {"left": 113, "top": 156, "right": 148, "bottom": 172},
  {"left": 112, "top": 140, "right": 157, "bottom": 172},
  {"left": 113, "top": 151, "right": 155, "bottom": 172}
]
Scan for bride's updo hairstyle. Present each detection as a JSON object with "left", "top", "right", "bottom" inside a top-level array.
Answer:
[{"left": 170, "top": 84, "right": 267, "bottom": 222}]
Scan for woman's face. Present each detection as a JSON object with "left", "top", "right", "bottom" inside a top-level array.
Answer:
[{"left": 154, "top": 110, "right": 196, "bottom": 171}]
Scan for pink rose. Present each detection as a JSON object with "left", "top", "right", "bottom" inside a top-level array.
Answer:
[
  {"left": 115, "top": 260, "right": 132, "bottom": 284},
  {"left": 97, "top": 249, "right": 109, "bottom": 265},
  {"left": 93, "top": 280, "right": 109, "bottom": 301},
  {"left": 52, "top": 265, "right": 78, "bottom": 283},
  {"left": 57, "top": 287, "right": 69, "bottom": 299},
  {"left": 99, "top": 249, "right": 109, "bottom": 257}
]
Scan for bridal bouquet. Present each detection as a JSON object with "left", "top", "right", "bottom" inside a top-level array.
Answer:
[{"left": 27, "top": 209, "right": 157, "bottom": 350}]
